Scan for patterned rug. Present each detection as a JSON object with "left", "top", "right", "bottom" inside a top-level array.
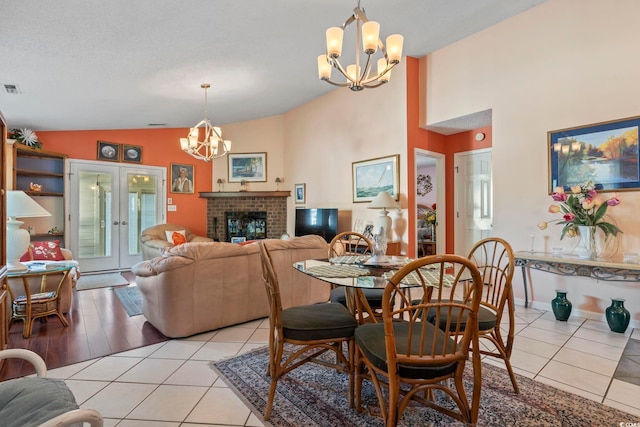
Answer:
[
  {"left": 113, "top": 285, "right": 143, "bottom": 316},
  {"left": 211, "top": 346, "right": 634, "bottom": 426}
]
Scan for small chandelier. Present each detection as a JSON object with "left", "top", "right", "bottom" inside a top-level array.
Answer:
[
  {"left": 317, "top": 0, "right": 404, "bottom": 91},
  {"left": 180, "top": 83, "right": 231, "bottom": 162}
]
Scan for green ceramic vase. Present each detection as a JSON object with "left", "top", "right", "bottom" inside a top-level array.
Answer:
[
  {"left": 605, "top": 298, "right": 630, "bottom": 333},
  {"left": 551, "top": 290, "right": 572, "bottom": 321}
]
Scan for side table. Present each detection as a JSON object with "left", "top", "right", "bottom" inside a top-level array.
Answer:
[{"left": 7, "top": 265, "right": 72, "bottom": 338}]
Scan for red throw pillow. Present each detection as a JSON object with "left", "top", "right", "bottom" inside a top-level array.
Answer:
[
  {"left": 170, "top": 231, "right": 187, "bottom": 245},
  {"left": 19, "top": 246, "right": 34, "bottom": 262},
  {"left": 31, "top": 240, "right": 65, "bottom": 261}
]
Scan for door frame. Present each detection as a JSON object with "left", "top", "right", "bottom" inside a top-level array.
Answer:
[{"left": 414, "top": 148, "right": 445, "bottom": 256}]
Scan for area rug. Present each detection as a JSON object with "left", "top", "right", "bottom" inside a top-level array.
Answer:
[
  {"left": 211, "top": 346, "right": 634, "bottom": 427},
  {"left": 76, "top": 272, "right": 130, "bottom": 290},
  {"left": 113, "top": 285, "right": 143, "bottom": 316}
]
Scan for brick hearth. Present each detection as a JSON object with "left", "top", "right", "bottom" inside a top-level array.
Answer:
[{"left": 200, "top": 191, "right": 290, "bottom": 241}]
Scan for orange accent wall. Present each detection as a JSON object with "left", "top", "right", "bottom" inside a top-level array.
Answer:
[
  {"left": 405, "top": 56, "right": 492, "bottom": 256},
  {"left": 36, "top": 128, "right": 211, "bottom": 236}
]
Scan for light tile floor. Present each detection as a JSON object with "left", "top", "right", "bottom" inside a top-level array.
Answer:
[{"left": 39, "top": 306, "right": 640, "bottom": 426}]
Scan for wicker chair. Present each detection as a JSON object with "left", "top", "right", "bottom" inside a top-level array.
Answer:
[
  {"left": 257, "top": 240, "right": 358, "bottom": 420},
  {"left": 328, "top": 231, "right": 386, "bottom": 321},
  {"left": 0, "top": 349, "right": 103, "bottom": 427},
  {"left": 354, "top": 255, "right": 483, "bottom": 426}
]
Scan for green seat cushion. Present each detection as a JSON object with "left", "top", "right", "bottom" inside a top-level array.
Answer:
[
  {"left": 330, "top": 287, "right": 385, "bottom": 309},
  {"left": 0, "top": 377, "right": 79, "bottom": 427},
  {"left": 282, "top": 303, "right": 358, "bottom": 341},
  {"left": 354, "top": 322, "right": 457, "bottom": 379},
  {"left": 424, "top": 302, "right": 496, "bottom": 332}
]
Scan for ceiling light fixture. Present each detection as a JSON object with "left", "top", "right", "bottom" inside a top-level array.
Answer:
[
  {"left": 317, "top": 0, "right": 403, "bottom": 91},
  {"left": 180, "top": 83, "right": 231, "bottom": 162}
]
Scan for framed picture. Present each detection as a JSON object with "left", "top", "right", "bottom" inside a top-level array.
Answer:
[
  {"left": 548, "top": 116, "right": 640, "bottom": 193},
  {"left": 97, "top": 141, "right": 120, "bottom": 162},
  {"left": 228, "top": 152, "right": 267, "bottom": 182},
  {"left": 231, "top": 236, "right": 247, "bottom": 244},
  {"left": 352, "top": 154, "right": 400, "bottom": 203},
  {"left": 170, "top": 163, "right": 195, "bottom": 194},
  {"left": 294, "top": 183, "right": 306, "bottom": 204},
  {"left": 121, "top": 144, "right": 142, "bottom": 163}
]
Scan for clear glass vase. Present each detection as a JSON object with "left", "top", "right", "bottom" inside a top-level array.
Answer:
[{"left": 577, "top": 225, "right": 597, "bottom": 259}]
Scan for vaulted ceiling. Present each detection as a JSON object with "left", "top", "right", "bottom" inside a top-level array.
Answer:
[{"left": 1, "top": 0, "right": 546, "bottom": 132}]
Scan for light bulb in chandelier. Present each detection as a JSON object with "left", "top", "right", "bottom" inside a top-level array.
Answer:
[
  {"left": 180, "top": 83, "right": 232, "bottom": 162},
  {"left": 317, "top": 1, "right": 403, "bottom": 91}
]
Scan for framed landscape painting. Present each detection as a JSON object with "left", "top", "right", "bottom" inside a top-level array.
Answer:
[
  {"left": 352, "top": 154, "right": 399, "bottom": 203},
  {"left": 548, "top": 116, "right": 640, "bottom": 193},
  {"left": 228, "top": 152, "right": 267, "bottom": 183}
]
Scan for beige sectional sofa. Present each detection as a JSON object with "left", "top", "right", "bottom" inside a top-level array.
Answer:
[{"left": 131, "top": 235, "right": 330, "bottom": 338}]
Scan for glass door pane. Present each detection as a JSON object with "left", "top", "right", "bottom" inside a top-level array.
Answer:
[
  {"left": 78, "top": 170, "right": 113, "bottom": 257},
  {"left": 125, "top": 173, "right": 157, "bottom": 256}
]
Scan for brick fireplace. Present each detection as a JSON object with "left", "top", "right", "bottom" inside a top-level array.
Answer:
[{"left": 200, "top": 191, "right": 290, "bottom": 241}]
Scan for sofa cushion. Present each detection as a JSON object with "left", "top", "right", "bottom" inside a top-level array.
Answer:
[{"left": 0, "top": 377, "right": 79, "bottom": 427}]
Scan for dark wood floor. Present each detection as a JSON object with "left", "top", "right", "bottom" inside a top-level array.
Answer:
[{"left": 0, "top": 271, "right": 169, "bottom": 381}]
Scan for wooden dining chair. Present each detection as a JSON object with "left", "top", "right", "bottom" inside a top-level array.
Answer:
[
  {"left": 354, "top": 255, "right": 483, "bottom": 426},
  {"left": 466, "top": 237, "right": 518, "bottom": 392},
  {"left": 426, "top": 237, "right": 519, "bottom": 393},
  {"left": 257, "top": 241, "right": 358, "bottom": 420},
  {"left": 328, "top": 231, "right": 385, "bottom": 319}
]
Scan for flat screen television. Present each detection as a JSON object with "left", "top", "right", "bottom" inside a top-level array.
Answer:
[{"left": 295, "top": 208, "right": 339, "bottom": 242}]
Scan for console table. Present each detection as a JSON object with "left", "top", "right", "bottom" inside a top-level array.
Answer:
[{"left": 514, "top": 251, "right": 640, "bottom": 307}]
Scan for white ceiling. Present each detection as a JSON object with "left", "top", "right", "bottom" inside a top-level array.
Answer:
[{"left": 0, "top": 0, "right": 546, "bottom": 132}]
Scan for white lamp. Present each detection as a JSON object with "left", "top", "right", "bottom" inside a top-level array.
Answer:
[
  {"left": 6, "top": 190, "right": 51, "bottom": 271},
  {"left": 367, "top": 191, "right": 399, "bottom": 241}
]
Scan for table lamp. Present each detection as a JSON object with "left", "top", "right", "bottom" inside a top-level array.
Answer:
[
  {"left": 6, "top": 190, "right": 51, "bottom": 271},
  {"left": 367, "top": 191, "right": 399, "bottom": 241}
]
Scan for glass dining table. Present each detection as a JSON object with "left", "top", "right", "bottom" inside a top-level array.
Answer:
[{"left": 294, "top": 255, "right": 451, "bottom": 323}]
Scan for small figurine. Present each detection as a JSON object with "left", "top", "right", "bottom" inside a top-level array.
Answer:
[
  {"left": 48, "top": 226, "right": 59, "bottom": 234},
  {"left": 240, "top": 179, "right": 248, "bottom": 192},
  {"left": 30, "top": 182, "right": 42, "bottom": 192}
]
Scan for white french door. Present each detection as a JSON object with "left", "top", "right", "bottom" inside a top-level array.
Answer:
[{"left": 67, "top": 160, "right": 166, "bottom": 273}]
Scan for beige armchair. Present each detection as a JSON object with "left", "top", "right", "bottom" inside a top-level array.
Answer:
[{"left": 139, "top": 223, "right": 213, "bottom": 260}]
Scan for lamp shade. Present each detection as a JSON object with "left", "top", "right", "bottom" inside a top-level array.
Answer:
[
  {"left": 367, "top": 191, "right": 399, "bottom": 241},
  {"left": 367, "top": 191, "right": 399, "bottom": 210},
  {"left": 6, "top": 191, "right": 50, "bottom": 272},
  {"left": 7, "top": 190, "right": 51, "bottom": 218}
]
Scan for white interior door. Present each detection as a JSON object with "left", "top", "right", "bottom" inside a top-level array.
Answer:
[
  {"left": 454, "top": 149, "right": 493, "bottom": 256},
  {"left": 67, "top": 160, "right": 165, "bottom": 273}
]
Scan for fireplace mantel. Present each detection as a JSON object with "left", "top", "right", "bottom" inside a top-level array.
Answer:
[{"left": 199, "top": 191, "right": 291, "bottom": 199}]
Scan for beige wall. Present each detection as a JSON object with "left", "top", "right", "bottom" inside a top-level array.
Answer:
[
  {"left": 424, "top": 0, "right": 640, "bottom": 324},
  {"left": 282, "top": 62, "right": 409, "bottom": 245},
  {"left": 210, "top": 115, "right": 286, "bottom": 192}
]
